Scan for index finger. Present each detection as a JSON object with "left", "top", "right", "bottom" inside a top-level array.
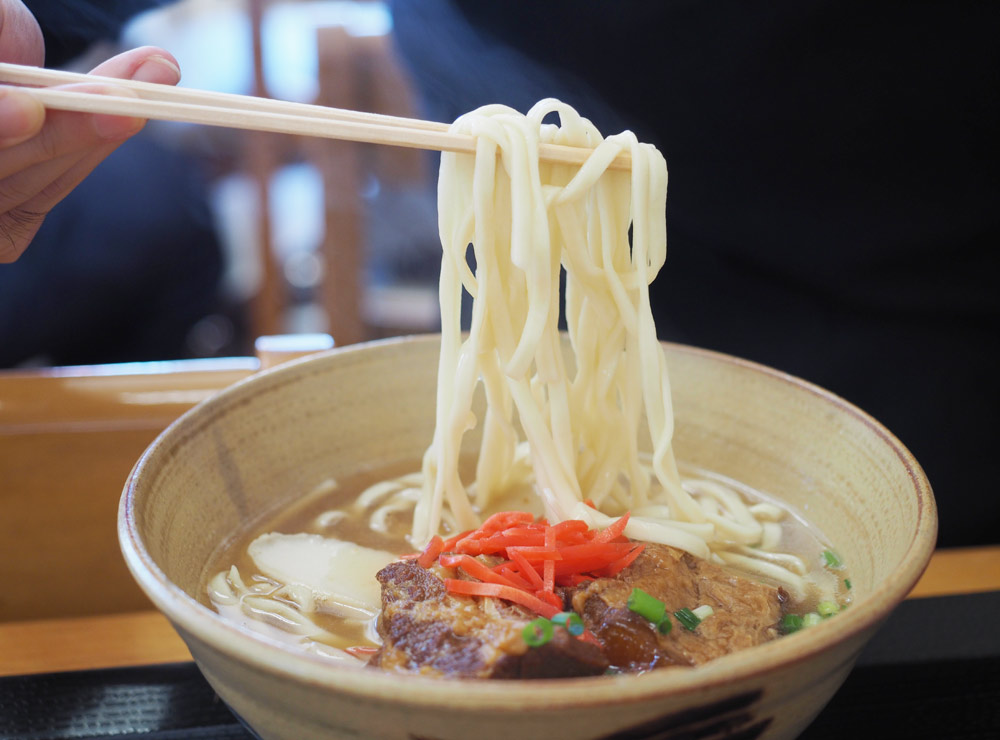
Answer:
[{"left": 90, "top": 46, "right": 181, "bottom": 86}]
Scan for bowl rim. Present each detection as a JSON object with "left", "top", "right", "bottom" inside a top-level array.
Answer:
[{"left": 118, "top": 334, "right": 937, "bottom": 710}]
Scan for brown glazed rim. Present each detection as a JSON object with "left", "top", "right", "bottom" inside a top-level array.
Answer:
[{"left": 118, "top": 334, "right": 937, "bottom": 712}]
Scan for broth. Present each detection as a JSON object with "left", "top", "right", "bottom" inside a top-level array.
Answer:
[{"left": 202, "top": 460, "right": 851, "bottom": 665}]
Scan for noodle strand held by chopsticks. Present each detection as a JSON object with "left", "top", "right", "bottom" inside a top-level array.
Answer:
[{"left": 410, "top": 100, "right": 770, "bottom": 574}]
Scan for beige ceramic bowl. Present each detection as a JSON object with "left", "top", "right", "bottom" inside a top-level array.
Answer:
[{"left": 119, "top": 335, "right": 936, "bottom": 740}]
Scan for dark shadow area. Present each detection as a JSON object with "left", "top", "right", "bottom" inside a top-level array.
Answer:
[{"left": 389, "top": 0, "right": 1000, "bottom": 547}]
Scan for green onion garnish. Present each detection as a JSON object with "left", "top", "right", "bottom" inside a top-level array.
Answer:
[
  {"left": 781, "top": 614, "right": 805, "bottom": 634},
  {"left": 691, "top": 605, "right": 714, "bottom": 621},
  {"left": 844, "top": 578, "right": 852, "bottom": 590},
  {"left": 674, "top": 607, "right": 702, "bottom": 631},
  {"left": 524, "top": 612, "right": 588, "bottom": 646},
  {"left": 817, "top": 600, "right": 839, "bottom": 618},
  {"left": 822, "top": 550, "right": 844, "bottom": 569},
  {"left": 802, "top": 612, "right": 823, "bottom": 628},
  {"left": 551, "top": 611, "right": 585, "bottom": 636},
  {"left": 657, "top": 615, "right": 672, "bottom": 634},
  {"left": 626, "top": 588, "right": 674, "bottom": 634},
  {"left": 522, "top": 617, "right": 554, "bottom": 647},
  {"left": 627, "top": 587, "right": 666, "bottom": 624}
]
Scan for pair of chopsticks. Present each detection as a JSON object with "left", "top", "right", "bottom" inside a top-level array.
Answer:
[{"left": 0, "top": 62, "right": 630, "bottom": 170}]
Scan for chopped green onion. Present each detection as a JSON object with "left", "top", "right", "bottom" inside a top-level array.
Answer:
[
  {"left": 522, "top": 617, "right": 553, "bottom": 647},
  {"left": 781, "top": 614, "right": 805, "bottom": 634},
  {"left": 626, "top": 588, "right": 674, "bottom": 634},
  {"left": 802, "top": 612, "right": 823, "bottom": 628},
  {"left": 844, "top": 578, "right": 852, "bottom": 590},
  {"left": 552, "top": 611, "right": 585, "bottom": 636},
  {"left": 822, "top": 549, "right": 845, "bottom": 569},
  {"left": 692, "top": 605, "right": 714, "bottom": 621},
  {"left": 817, "top": 601, "right": 839, "bottom": 618},
  {"left": 674, "top": 607, "right": 702, "bottom": 631},
  {"left": 627, "top": 587, "right": 666, "bottom": 624}
]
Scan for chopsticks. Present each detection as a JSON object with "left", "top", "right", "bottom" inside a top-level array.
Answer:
[{"left": 0, "top": 62, "right": 631, "bottom": 170}]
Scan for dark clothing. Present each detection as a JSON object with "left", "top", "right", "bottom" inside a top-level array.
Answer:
[
  {"left": 391, "top": 0, "right": 1000, "bottom": 546},
  {"left": 25, "top": 0, "right": 169, "bottom": 67},
  {"left": 0, "top": 135, "right": 223, "bottom": 366}
]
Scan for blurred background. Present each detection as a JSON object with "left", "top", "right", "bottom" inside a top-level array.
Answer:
[
  {"left": 1, "top": 0, "right": 996, "bottom": 548},
  {"left": 1, "top": 0, "right": 443, "bottom": 369}
]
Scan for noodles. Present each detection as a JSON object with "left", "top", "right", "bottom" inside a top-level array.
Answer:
[
  {"left": 400, "top": 99, "right": 811, "bottom": 595},
  {"left": 414, "top": 99, "right": 673, "bottom": 540},
  {"left": 205, "top": 101, "right": 844, "bottom": 649}
]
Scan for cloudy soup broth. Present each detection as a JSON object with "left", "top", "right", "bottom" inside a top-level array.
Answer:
[{"left": 201, "top": 456, "right": 851, "bottom": 666}]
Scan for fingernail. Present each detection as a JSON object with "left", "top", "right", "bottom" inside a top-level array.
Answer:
[
  {"left": 133, "top": 55, "right": 182, "bottom": 84},
  {"left": 0, "top": 88, "right": 45, "bottom": 146}
]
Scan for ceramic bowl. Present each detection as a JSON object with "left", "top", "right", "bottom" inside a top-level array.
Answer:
[{"left": 119, "top": 335, "right": 936, "bottom": 740}]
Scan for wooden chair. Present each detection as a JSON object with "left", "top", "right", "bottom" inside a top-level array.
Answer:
[{"left": 245, "top": 1, "right": 429, "bottom": 345}]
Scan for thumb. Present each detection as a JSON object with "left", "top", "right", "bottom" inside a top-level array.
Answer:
[{"left": 0, "top": 0, "right": 44, "bottom": 66}]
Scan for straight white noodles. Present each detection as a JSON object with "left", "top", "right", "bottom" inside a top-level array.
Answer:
[
  {"left": 206, "top": 101, "right": 833, "bottom": 641},
  {"left": 399, "top": 99, "right": 814, "bottom": 601}
]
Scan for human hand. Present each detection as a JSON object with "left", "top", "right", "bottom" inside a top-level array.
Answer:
[{"left": 1, "top": 0, "right": 181, "bottom": 261}]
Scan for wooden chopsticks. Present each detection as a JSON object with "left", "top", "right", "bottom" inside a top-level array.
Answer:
[{"left": 0, "top": 62, "right": 631, "bottom": 170}]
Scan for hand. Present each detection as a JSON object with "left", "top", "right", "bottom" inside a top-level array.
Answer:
[{"left": 0, "top": 0, "right": 181, "bottom": 261}]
